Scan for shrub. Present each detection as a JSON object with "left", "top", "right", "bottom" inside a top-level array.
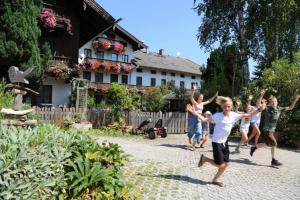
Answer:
[
  {"left": 0, "top": 124, "right": 140, "bottom": 199},
  {"left": 143, "top": 87, "right": 167, "bottom": 112},
  {"left": 0, "top": 79, "right": 13, "bottom": 119}
]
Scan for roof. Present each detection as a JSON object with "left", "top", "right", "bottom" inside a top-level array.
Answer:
[
  {"left": 80, "top": 0, "right": 146, "bottom": 50},
  {"left": 133, "top": 51, "right": 202, "bottom": 75}
]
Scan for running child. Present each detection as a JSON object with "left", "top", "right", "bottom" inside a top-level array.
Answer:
[
  {"left": 199, "top": 111, "right": 212, "bottom": 148},
  {"left": 246, "top": 89, "right": 267, "bottom": 147},
  {"left": 234, "top": 102, "right": 252, "bottom": 153},
  {"left": 250, "top": 94, "right": 300, "bottom": 166},
  {"left": 187, "top": 96, "right": 261, "bottom": 187}
]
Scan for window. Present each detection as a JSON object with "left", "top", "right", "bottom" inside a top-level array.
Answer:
[
  {"left": 121, "top": 75, "right": 128, "bottom": 84},
  {"left": 151, "top": 70, "right": 156, "bottom": 74},
  {"left": 84, "top": 49, "right": 92, "bottom": 58},
  {"left": 111, "top": 53, "right": 118, "bottom": 61},
  {"left": 161, "top": 79, "right": 166, "bottom": 86},
  {"left": 83, "top": 71, "right": 91, "bottom": 81},
  {"left": 171, "top": 73, "right": 176, "bottom": 77},
  {"left": 95, "top": 73, "right": 103, "bottom": 83},
  {"left": 136, "top": 76, "right": 143, "bottom": 86},
  {"left": 180, "top": 81, "right": 185, "bottom": 88},
  {"left": 110, "top": 74, "right": 118, "bottom": 83},
  {"left": 121, "top": 55, "right": 129, "bottom": 63},
  {"left": 95, "top": 51, "right": 104, "bottom": 60},
  {"left": 36, "top": 85, "right": 52, "bottom": 105},
  {"left": 136, "top": 68, "right": 143, "bottom": 73},
  {"left": 170, "top": 80, "right": 175, "bottom": 86},
  {"left": 180, "top": 74, "right": 185, "bottom": 78},
  {"left": 161, "top": 72, "right": 167, "bottom": 75},
  {"left": 191, "top": 75, "right": 196, "bottom": 79},
  {"left": 151, "top": 78, "right": 156, "bottom": 86}
]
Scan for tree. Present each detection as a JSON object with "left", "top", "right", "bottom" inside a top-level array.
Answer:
[
  {"left": 106, "top": 83, "right": 132, "bottom": 124},
  {"left": 194, "top": 0, "right": 250, "bottom": 83},
  {"left": 194, "top": 0, "right": 300, "bottom": 80},
  {"left": 202, "top": 45, "right": 244, "bottom": 97},
  {"left": 0, "top": 0, "right": 47, "bottom": 81},
  {"left": 143, "top": 87, "right": 167, "bottom": 112}
]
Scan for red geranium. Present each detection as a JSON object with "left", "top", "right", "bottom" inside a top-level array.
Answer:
[
  {"left": 123, "top": 64, "right": 133, "bottom": 74},
  {"left": 103, "top": 62, "right": 111, "bottom": 73},
  {"left": 91, "top": 60, "right": 101, "bottom": 72},
  {"left": 114, "top": 42, "right": 124, "bottom": 54},
  {"left": 112, "top": 63, "right": 121, "bottom": 73},
  {"left": 102, "top": 40, "right": 111, "bottom": 50}
]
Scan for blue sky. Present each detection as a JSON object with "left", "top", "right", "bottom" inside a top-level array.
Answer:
[{"left": 97, "top": 0, "right": 255, "bottom": 75}]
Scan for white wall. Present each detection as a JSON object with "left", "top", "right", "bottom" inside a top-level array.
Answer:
[{"left": 43, "top": 76, "right": 71, "bottom": 107}]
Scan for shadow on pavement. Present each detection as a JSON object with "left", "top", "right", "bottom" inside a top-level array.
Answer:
[
  {"left": 158, "top": 144, "right": 190, "bottom": 150},
  {"left": 155, "top": 174, "right": 211, "bottom": 185},
  {"left": 230, "top": 158, "right": 278, "bottom": 168}
]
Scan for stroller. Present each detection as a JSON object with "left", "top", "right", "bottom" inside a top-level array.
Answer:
[{"left": 134, "top": 118, "right": 167, "bottom": 139}]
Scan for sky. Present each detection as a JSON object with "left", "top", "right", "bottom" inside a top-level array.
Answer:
[{"left": 97, "top": 0, "right": 255, "bottom": 76}]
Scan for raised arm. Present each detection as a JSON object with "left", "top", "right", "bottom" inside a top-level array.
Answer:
[
  {"left": 190, "top": 85, "right": 198, "bottom": 105},
  {"left": 286, "top": 94, "right": 300, "bottom": 111},
  {"left": 256, "top": 89, "right": 266, "bottom": 107},
  {"left": 202, "top": 91, "right": 218, "bottom": 105}
]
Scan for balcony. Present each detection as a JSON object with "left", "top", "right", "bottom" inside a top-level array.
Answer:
[
  {"left": 85, "top": 57, "right": 131, "bottom": 65},
  {"left": 88, "top": 82, "right": 152, "bottom": 92},
  {"left": 53, "top": 55, "right": 77, "bottom": 67}
]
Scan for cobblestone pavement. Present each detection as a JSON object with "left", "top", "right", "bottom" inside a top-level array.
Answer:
[{"left": 95, "top": 135, "right": 300, "bottom": 200}]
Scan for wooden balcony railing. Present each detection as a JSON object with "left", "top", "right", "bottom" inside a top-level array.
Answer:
[{"left": 53, "top": 56, "right": 78, "bottom": 67}]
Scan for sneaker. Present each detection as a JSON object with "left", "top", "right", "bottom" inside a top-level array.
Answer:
[
  {"left": 271, "top": 159, "right": 283, "bottom": 166},
  {"left": 250, "top": 146, "right": 256, "bottom": 157},
  {"left": 200, "top": 145, "right": 205, "bottom": 148}
]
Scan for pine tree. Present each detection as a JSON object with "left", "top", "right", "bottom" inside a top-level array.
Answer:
[{"left": 0, "top": 0, "right": 45, "bottom": 81}]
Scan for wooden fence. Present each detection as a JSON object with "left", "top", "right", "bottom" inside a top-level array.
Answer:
[{"left": 35, "top": 107, "right": 188, "bottom": 134}]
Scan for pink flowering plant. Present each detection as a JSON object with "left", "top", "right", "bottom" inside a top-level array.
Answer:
[
  {"left": 112, "top": 63, "right": 121, "bottom": 73},
  {"left": 123, "top": 64, "right": 133, "bottom": 74},
  {"left": 39, "top": 10, "right": 57, "bottom": 31},
  {"left": 57, "top": 16, "right": 72, "bottom": 34},
  {"left": 114, "top": 42, "right": 124, "bottom": 54}
]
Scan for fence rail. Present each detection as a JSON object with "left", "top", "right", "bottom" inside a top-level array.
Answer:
[{"left": 35, "top": 107, "right": 188, "bottom": 134}]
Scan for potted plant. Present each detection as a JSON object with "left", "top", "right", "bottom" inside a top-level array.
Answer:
[
  {"left": 114, "top": 42, "right": 124, "bottom": 54},
  {"left": 112, "top": 63, "right": 121, "bottom": 73},
  {"left": 48, "top": 63, "right": 70, "bottom": 80},
  {"left": 56, "top": 16, "right": 72, "bottom": 34},
  {"left": 38, "top": 9, "right": 56, "bottom": 32},
  {"left": 102, "top": 62, "right": 111, "bottom": 73},
  {"left": 123, "top": 64, "right": 133, "bottom": 74},
  {"left": 101, "top": 40, "right": 111, "bottom": 50},
  {"left": 90, "top": 60, "right": 101, "bottom": 72}
]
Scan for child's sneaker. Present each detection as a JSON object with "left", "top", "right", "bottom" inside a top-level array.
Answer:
[
  {"left": 250, "top": 146, "right": 256, "bottom": 156},
  {"left": 271, "top": 159, "right": 283, "bottom": 166}
]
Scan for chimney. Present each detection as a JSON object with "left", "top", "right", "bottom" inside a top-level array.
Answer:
[{"left": 158, "top": 49, "right": 165, "bottom": 56}]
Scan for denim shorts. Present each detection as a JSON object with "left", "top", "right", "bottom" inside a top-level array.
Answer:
[{"left": 187, "top": 114, "right": 202, "bottom": 140}]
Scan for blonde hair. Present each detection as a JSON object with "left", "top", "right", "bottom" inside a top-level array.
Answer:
[
  {"left": 204, "top": 111, "right": 212, "bottom": 116},
  {"left": 216, "top": 96, "right": 233, "bottom": 106}
]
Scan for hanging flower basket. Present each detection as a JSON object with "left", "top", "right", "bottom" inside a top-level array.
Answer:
[
  {"left": 70, "top": 65, "right": 83, "bottom": 77},
  {"left": 38, "top": 10, "right": 57, "bottom": 31},
  {"left": 114, "top": 42, "right": 124, "bottom": 54},
  {"left": 48, "top": 63, "right": 70, "bottom": 80},
  {"left": 103, "top": 62, "right": 111, "bottom": 73},
  {"left": 90, "top": 60, "right": 101, "bottom": 72},
  {"left": 101, "top": 40, "right": 111, "bottom": 50},
  {"left": 92, "top": 40, "right": 100, "bottom": 50},
  {"left": 123, "top": 64, "right": 133, "bottom": 74},
  {"left": 79, "top": 60, "right": 92, "bottom": 70},
  {"left": 56, "top": 16, "right": 72, "bottom": 34},
  {"left": 112, "top": 63, "right": 121, "bottom": 73}
]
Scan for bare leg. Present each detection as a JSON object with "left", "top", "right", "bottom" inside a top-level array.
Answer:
[
  {"left": 246, "top": 125, "right": 257, "bottom": 144},
  {"left": 253, "top": 126, "right": 261, "bottom": 146},
  {"left": 213, "top": 163, "right": 229, "bottom": 182}
]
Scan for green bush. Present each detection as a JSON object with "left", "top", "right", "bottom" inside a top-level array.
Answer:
[
  {"left": 143, "top": 87, "right": 167, "bottom": 112},
  {"left": 107, "top": 83, "right": 132, "bottom": 125},
  {"left": 0, "top": 79, "right": 14, "bottom": 119},
  {"left": 0, "top": 124, "right": 141, "bottom": 200}
]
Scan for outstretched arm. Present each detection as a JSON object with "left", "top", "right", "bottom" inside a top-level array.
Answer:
[
  {"left": 186, "top": 104, "right": 212, "bottom": 122},
  {"left": 202, "top": 91, "right": 218, "bottom": 105},
  {"left": 286, "top": 95, "right": 300, "bottom": 111},
  {"left": 256, "top": 89, "right": 266, "bottom": 107}
]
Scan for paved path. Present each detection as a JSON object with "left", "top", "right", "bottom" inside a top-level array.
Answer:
[{"left": 95, "top": 135, "right": 300, "bottom": 200}]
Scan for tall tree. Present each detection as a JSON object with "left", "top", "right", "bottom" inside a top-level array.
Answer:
[
  {"left": 194, "top": 0, "right": 300, "bottom": 80},
  {"left": 0, "top": 0, "right": 44, "bottom": 80},
  {"left": 194, "top": 0, "right": 250, "bottom": 83},
  {"left": 202, "top": 45, "right": 244, "bottom": 97}
]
